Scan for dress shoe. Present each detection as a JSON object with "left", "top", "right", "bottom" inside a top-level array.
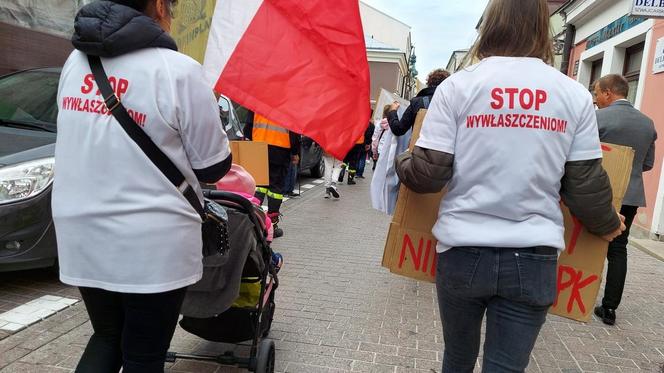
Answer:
[{"left": 594, "top": 306, "right": 616, "bottom": 325}]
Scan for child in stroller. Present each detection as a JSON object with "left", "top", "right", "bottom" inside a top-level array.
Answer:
[
  {"left": 215, "top": 165, "right": 284, "bottom": 271},
  {"left": 166, "top": 165, "right": 281, "bottom": 373}
]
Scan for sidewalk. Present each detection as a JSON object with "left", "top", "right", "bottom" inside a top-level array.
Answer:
[
  {"left": 1, "top": 173, "right": 664, "bottom": 372},
  {"left": 630, "top": 237, "right": 664, "bottom": 262}
]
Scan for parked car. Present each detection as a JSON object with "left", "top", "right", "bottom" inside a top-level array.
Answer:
[
  {"left": 0, "top": 68, "right": 242, "bottom": 272},
  {"left": 218, "top": 95, "right": 244, "bottom": 140},
  {"left": 299, "top": 136, "right": 325, "bottom": 178}
]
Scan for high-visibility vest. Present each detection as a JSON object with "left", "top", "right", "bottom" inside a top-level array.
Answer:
[{"left": 252, "top": 114, "right": 291, "bottom": 149}]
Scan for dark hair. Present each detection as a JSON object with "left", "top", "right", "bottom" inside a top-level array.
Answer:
[
  {"left": 473, "top": 0, "right": 554, "bottom": 64},
  {"left": 597, "top": 74, "right": 629, "bottom": 98},
  {"left": 109, "top": 0, "right": 176, "bottom": 12},
  {"left": 426, "top": 69, "right": 450, "bottom": 88}
]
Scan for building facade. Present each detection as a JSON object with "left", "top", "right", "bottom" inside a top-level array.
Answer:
[
  {"left": 560, "top": 0, "right": 664, "bottom": 237},
  {"left": 359, "top": 2, "right": 416, "bottom": 103},
  {"left": 445, "top": 50, "right": 469, "bottom": 73},
  {"left": 0, "top": 1, "right": 91, "bottom": 74}
]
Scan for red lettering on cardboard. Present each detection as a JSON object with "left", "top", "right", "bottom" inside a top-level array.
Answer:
[
  {"left": 399, "top": 234, "right": 436, "bottom": 277},
  {"left": 565, "top": 216, "right": 583, "bottom": 255},
  {"left": 554, "top": 265, "right": 599, "bottom": 314}
]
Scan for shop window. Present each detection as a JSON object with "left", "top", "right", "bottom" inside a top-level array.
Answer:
[{"left": 624, "top": 42, "right": 644, "bottom": 105}]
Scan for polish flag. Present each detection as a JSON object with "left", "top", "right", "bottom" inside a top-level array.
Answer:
[{"left": 202, "top": 0, "right": 371, "bottom": 159}]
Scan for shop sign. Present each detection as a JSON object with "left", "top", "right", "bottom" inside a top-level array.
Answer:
[
  {"left": 654, "top": 37, "right": 664, "bottom": 74},
  {"left": 630, "top": 0, "right": 664, "bottom": 18},
  {"left": 586, "top": 15, "right": 646, "bottom": 49}
]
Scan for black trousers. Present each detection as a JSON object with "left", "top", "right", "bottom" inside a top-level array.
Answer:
[
  {"left": 601, "top": 205, "right": 638, "bottom": 310},
  {"left": 255, "top": 161, "right": 289, "bottom": 214},
  {"left": 76, "top": 287, "right": 187, "bottom": 373},
  {"left": 343, "top": 144, "right": 363, "bottom": 172}
]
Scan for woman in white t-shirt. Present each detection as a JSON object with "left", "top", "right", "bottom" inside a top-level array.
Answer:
[
  {"left": 53, "top": 0, "right": 231, "bottom": 371},
  {"left": 396, "top": 0, "right": 625, "bottom": 372}
]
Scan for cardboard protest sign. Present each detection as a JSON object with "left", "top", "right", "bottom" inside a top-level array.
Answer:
[
  {"left": 381, "top": 110, "right": 634, "bottom": 322},
  {"left": 229, "top": 141, "right": 269, "bottom": 186},
  {"left": 551, "top": 143, "right": 633, "bottom": 321},
  {"left": 381, "top": 110, "right": 442, "bottom": 282},
  {"left": 372, "top": 88, "right": 410, "bottom": 124}
]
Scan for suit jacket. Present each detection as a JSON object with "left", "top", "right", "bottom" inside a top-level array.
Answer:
[{"left": 597, "top": 100, "right": 657, "bottom": 207}]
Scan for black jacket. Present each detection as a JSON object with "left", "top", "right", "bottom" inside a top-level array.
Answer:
[
  {"left": 364, "top": 122, "right": 374, "bottom": 146},
  {"left": 387, "top": 86, "right": 437, "bottom": 136},
  {"left": 72, "top": 1, "right": 231, "bottom": 183},
  {"left": 72, "top": 1, "right": 178, "bottom": 57}
]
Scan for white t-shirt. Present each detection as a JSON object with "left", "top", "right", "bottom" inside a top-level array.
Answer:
[
  {"left": 53, "top": 48, "right": 230, "bottom": 293},
  {"left": 416, "top": 57, "right": 602, "bottom": 252}
]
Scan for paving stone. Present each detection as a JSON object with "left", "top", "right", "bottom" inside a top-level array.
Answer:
[{"left": 1, "top": 176, "right": 663, "bottom": 372}]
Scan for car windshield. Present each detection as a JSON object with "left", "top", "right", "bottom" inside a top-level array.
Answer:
[{"left": 0, "top": 70, "right": 59, "bottom": 132}]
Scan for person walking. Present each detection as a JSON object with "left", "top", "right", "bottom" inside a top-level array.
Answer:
[
  {"left": 388, "top": 68, "right": 450, "bottom": 136},
  {"left": 356, "top": 122, "right": 374, "bottom": 179},
  {"left": 396, "top": 0, "right": 625, "bottom": 371},
  {"left": 593, "top": 74, "right": 657, "bottom": 326},
  {"left": 323, "top": 152, "right": 343, "bottom": 199},
  {"left": 283, "top": 134, "right": 301, "bottom": 197},
  {"left": 371, "top": 105, "right": 392, "bottom": 166},
  {"left": 53, "top": 0, "right": 232, "bottom": 371},
  {"left": 338, "top": 135, "right": 364, "bottom": 185},
  {"left": 245, "top": 112, "right": 301, "bottom": 238}
]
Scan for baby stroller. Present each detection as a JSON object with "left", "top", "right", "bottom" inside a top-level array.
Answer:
[{"left": 167, "top": 190, "right": 278, "bottom": 372}]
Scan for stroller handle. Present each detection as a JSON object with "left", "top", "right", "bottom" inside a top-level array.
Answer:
[{"left": 203, "top": 189, "right": 256, "bottom": 214}]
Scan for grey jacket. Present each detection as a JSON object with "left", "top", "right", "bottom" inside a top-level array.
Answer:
[{"left": 597, "top": 100, "right": 657, "bottom": 207}]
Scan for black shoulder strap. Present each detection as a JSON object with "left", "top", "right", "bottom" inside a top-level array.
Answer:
[{"left": 87, "top": 55, "right": 205, "bottom": 219}]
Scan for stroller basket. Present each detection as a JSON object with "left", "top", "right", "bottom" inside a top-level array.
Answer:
[{"left": 168, "top": 190, "right": 278, "bottom": 372}]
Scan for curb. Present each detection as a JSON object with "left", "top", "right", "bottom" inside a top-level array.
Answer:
[{"left": 630, "top": 238, "right": 664, "bottom": 262}]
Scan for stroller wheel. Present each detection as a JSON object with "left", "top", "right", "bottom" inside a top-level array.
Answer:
[{"left": 255, "top": 339, "right": 275, "bottom": 373}]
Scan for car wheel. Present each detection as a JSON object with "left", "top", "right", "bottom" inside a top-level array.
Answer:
[{"left": 310, "top": 158, "right": 325, "bottom": 178}]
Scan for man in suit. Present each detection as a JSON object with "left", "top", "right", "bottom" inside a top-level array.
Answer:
[{"left": 593, "top": 74, "right": 658, "bottom": 325}]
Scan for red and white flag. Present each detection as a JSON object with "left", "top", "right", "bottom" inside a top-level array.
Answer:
[{"left": 202, "top": 0, "right": 371, "bottom": 159}]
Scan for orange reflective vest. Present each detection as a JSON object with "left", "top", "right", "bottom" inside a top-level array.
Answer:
[{"left": 252, "top": 114, "right": 291, "bottom": 149}]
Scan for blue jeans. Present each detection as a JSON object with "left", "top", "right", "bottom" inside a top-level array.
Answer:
[
  {"left": 436, "top": 246, "right": 558, "bottom": 373},
  {"left": 356, "top": 149, "right": 367, "bottom": 177},
  {"left": 283, "top": 163, "right": 297, "bottom": 194}
]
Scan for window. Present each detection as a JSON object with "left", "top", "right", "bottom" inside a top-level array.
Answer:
[
  {"left": 624, "top": 42, "right": 644, "bottom": 105},
  {"left": 0, "top": 70, "right": 60, "bottom": 131}
]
